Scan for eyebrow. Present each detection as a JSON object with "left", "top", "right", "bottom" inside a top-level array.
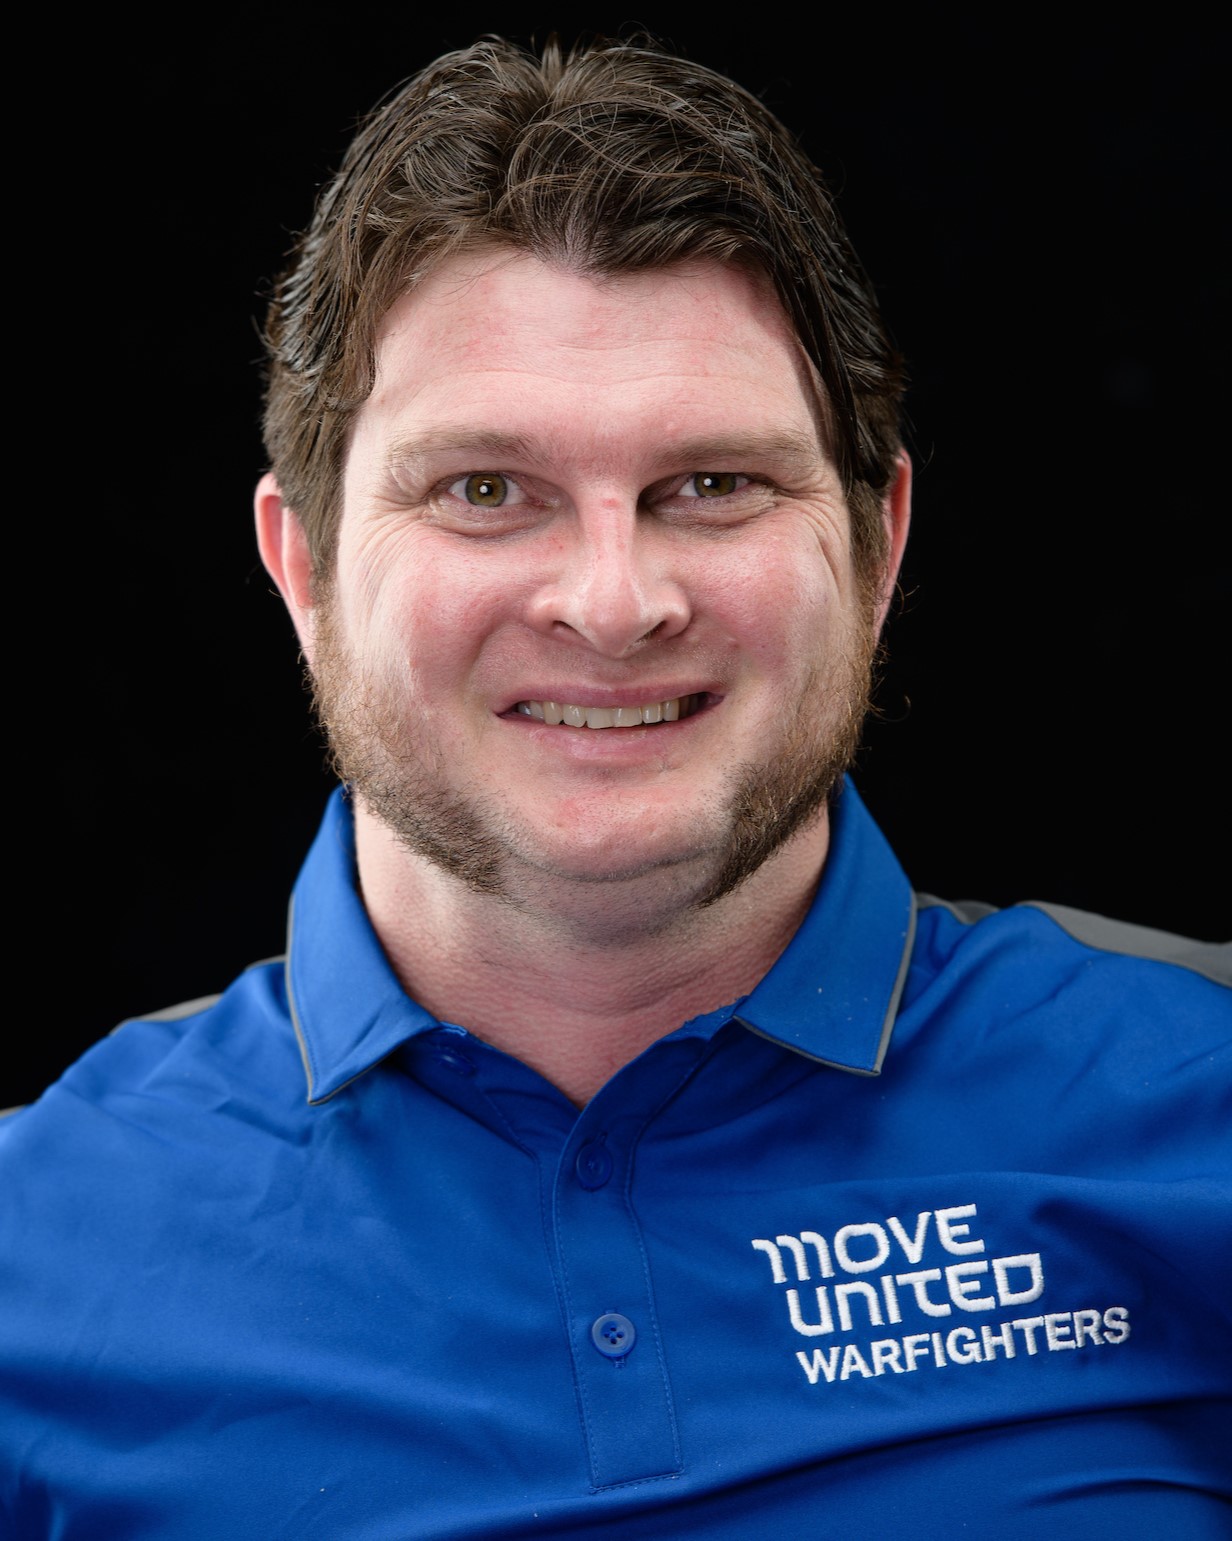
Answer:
[
  {"left": 645, "top": 431, "right": 826, "bottom": 478},
  {"left": 386, "top": 429, "right": 540, "bottom": 475},
  {"left": 385, "top": 427, "right": 828, "bottom": 480}
]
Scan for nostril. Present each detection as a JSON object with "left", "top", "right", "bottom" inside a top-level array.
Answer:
[{"left": 528, "top": 550, "right": 691, "bottom": 658}]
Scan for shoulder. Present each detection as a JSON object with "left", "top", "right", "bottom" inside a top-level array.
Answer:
[
  {"left": 901, "top": 896, "right": 1230, "bottom": 1081},
  {"left": 915, "top": 895, "right": 1230, "bottom": 989},
  {"left": 882, "top": 898, "right": 1231, "bottom": 1182},
  {"left": 0, "top": 957, "right": 297, "bottom": 1165}
]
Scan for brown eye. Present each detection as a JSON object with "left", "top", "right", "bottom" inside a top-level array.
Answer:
[
  {"left": 692, "top": 472, "right": 739, "bottom": 498},
  {"left": 464, "top": 473, "right": 508, "bottom": 506}
]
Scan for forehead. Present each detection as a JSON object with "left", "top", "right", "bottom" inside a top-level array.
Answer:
[{"left": 351, "top": 250, "right": 828, "bottom": 473}]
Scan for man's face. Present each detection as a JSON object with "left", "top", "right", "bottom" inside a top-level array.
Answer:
[{"left": 303, "top": 251, "right": 897, "bottom": 905}]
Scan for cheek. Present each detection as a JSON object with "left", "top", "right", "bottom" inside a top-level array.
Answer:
[
  {"left": 706, "top": 536, "right": 850, "bottom": 671},
  {"left": 342, "top": 539, "right": 511, "bottom": 684}
]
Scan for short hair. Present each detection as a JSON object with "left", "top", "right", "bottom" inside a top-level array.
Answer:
[{"left": 260, "top": 34, "right": 906, "bottom": 590}]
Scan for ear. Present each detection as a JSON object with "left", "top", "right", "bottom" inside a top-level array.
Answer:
[
  {"left": 874, "top": 449, "right": 913, "bottom": 635},
  {"left": 255, "top": 471, "right": 318, "bottom": 663}
]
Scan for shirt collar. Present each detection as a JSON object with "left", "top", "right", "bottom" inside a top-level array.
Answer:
[
  {"left": 287, "top": 779, "right": 915, "bottom": 1102},
  {"left": 286, "top": 789, "right": 439, "bottom": 1103},
  {"left": 731, "top": 779, "right": 916, "bottom": 1075}
]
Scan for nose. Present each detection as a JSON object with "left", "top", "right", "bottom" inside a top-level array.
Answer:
[{"left": 527, "top": 503, "right": 691, "bottom": 657}]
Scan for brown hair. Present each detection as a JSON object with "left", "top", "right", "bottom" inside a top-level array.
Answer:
[{"left": 260, "top": 34, "right": 905, "bottom": 587}]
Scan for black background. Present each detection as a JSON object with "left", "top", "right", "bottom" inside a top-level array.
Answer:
[{"left": 30, "top": 11, "right": 1227, "bottom": 1109}]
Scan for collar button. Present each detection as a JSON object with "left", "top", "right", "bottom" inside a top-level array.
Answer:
[
  {"left": 590, "top": 1312, "right": 636, "bottom": 1359},
  {"left": 575, "top": 1139, "right": 613, "bottom": 1189},
  {"left": 435, "top": 1045, "right": 475, "bottom": 1076}
]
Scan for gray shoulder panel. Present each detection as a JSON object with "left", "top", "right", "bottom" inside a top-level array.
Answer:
[
  {"left": 112, "top": 994, "right": 224, "bottom": 1031},
  {"left": 1023, "top": 902, "right": 1231, "bottom": 987},
  {"left": 917, "top": 891, "right": 1230, "bottom": 987}
]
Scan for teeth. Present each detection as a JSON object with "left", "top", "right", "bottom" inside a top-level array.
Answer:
[{"left": 515, "top": 695, "right": 697, "bottom": 728}]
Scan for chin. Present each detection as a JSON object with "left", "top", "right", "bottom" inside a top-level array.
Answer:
[{"left": 509, "top": 819, "right": 723, "bottom": 890}]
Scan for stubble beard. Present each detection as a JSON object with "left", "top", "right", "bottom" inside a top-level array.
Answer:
[
  {"left": 308, "top": 590, "right": 877, "bottom": 915},
  {"left": 693, "top": 623, "right": 876, "bottom": 908}
]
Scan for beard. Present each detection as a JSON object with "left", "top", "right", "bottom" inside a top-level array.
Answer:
[
  {"left": 308, "top": 590, "right": 877, "bottom": 912},
  {"left": 692, "top": 631, "right": 875, "bottom": 908}
]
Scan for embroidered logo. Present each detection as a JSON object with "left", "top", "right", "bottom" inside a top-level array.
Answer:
[{"left": 750, "top": 1202, "right": 1129, "bottom": 1385}]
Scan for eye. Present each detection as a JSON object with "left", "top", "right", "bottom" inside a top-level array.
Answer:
[
  {"left": 680, "top": 472, "right": 745, "bottom": 498},
  {"left": 452, "top": 472, "right": 515, "bottom": 506}
]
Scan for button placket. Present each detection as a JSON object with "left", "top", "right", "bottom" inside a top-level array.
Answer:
[{"left": 554, "top": 1103, "right": 682, "bottom": 1488}]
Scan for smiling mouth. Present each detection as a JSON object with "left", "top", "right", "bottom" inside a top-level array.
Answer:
[{"left": 513, "top": 694, "right": 706, "bottom": 729}]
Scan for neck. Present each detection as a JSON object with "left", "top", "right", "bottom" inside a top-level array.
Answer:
[{"left": 354, "top": 808, "right": 831, "bottom": 1106}]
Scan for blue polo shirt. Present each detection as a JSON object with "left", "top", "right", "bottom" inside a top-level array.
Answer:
[{"left": 2, "top": 784, "right": 1229, "bottom": 1538}]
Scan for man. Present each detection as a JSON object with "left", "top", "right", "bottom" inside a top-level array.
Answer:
[{"left": 3, "top": 35, "right": 1228, "bottom": 1539}]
